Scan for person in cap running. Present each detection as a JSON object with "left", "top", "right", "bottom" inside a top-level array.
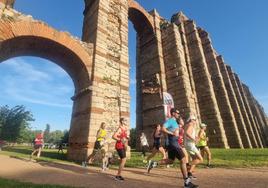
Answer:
[
  {"left": 147, "top": 108, "right": 198, "bottom": 188},
  {"left": 196, "top": 123, "right": 211, "bottom": 168},
  {"left": 184, "top": 114, "right": 203, "bottom": 179},
  {"left": 112, "top": 117, "right": 129, "bottom": 181}
]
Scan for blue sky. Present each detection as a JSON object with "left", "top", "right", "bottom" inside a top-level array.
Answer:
[{"left": 0, "top": 0, "right": 267, "bottom": 131}]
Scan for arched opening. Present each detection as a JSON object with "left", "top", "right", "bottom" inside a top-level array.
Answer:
[
  {"left": 128, "top": 3, "right": 165, "bottom": 148},
  {"left": 0, "top": 30, "right": 93, "bottom": 160},
  {"left": 0, "top": 56, "right": 73, "bottom": 138}
]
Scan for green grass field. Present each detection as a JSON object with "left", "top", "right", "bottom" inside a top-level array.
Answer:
[
  {"left": 1, "top": 146, "right": 268, "bottom": 168},
  {"left": 0, "top": 146, "right": 268, "bottom": 187}
]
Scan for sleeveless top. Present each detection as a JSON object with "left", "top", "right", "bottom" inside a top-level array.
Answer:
[
  {"left": 115, "top": 127, "right": 128, "bottom": 150},
  {"left": 185, "top": 125, "right": 196, "bottom": 145},
  {"left": 197, "top": 131, "right": 207, "bottom": 147},
  {"left": 97, "top": 128, "right": 107, "bottom": 141}
]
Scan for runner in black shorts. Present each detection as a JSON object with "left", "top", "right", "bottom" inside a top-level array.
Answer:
[
  {"left": 147, "top": 108, "right": 198, "bottom": 188},
  {"left": 146, "top": 124, "right": 166, "bottom": 162}
]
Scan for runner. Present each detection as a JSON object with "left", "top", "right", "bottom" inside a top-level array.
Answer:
[
  {"left": 112, "top": 117, "right": 129, "bottom": 181},
  {"left": 82, "top": 122, "right": 107, "bottom": 167},
  {"left": 147, "top": 108, "right": 198, "bottom": 188},
  {"left": 184, "top": 114, "right": 203, "bottom": 179},
  {"left": 146, "top": 124, "right": 166, "bottom": 162},
  {"left": 177, "top": 117, "right": 190, "bottom": 169},
  {"left": 197, "top": 123, "right": 211, "bottom": 168},
  {"left": 30, "top": 132, "right": 44, "bottom": 159}
]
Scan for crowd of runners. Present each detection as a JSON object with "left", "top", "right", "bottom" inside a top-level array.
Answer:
[{"left": 76, "top": 108, "right": 212, "bottom": 188}]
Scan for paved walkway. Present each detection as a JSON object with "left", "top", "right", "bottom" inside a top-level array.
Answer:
[{"left": 0, "top": 155, "right": 268, "bottom": 188}]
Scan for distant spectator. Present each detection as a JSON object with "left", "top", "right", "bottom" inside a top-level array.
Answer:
[
  {"left": 140, "top": 132, "right": 149, "bottom": 159},
  {"left": 58, "top": 142, "right": 64, "bottom": 154}
]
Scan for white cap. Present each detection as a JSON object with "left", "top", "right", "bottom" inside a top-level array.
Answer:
[{"left": 186, "top": 114, "right": 196, "bottom": 123}]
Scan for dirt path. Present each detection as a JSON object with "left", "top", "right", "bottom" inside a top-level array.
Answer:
[{"left": 0, "top": 155, "right": 268, "bottom": 188}]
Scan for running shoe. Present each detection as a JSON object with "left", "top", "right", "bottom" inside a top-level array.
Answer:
[
  {"left": 184, "top": 182, "right": 199, "bottom": 188},
  {"left": 147, "top": 160, "right": 154, "bottom": 173},
  {"left": 188, "top": 172, "right": 197, "bottom": 180},
  {"left": 114, "top": 175, "right": 124, "bottom": 181}
]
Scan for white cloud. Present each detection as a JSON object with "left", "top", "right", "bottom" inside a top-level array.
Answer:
[{"left": 0, "top": 57, "right": 74, "bottom": 108}]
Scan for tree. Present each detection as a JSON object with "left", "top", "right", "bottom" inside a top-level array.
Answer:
[
  {"left": 129, "top": 128, "right": 136, "bottom": 148},
  {"left": 0, "top": 105, "right": 34, "bottom": 143},
  {"left": 43, "top": 124, "right": 50, "bottom": 143},
  {"left": 48, "top": 130, "right": 64, "bottom": 144},
  {"left": 61, "top": 130, "right": 69, "bottom": 143}
]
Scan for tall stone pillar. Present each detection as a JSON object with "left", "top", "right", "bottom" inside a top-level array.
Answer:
[
  {"left": 161, "top": 23, "right": 198, "bottom": 117},
  {"left": 226, "top": 65, "right": 258, "bottom": 147},
  {"left": 184, "top": 20, "right": 228, "bottom": 148},
  {"left": 0, "top": 0, "right": 15, "bottom": 8},
  {"left": 171, "top": 12, "right": 201, "bottom": 120},
  {"left": 81, "top": 0, "right": 130, "bottom": 158},
  {"left": 217, "top": 56, "right": 252, "bottom": 148},
  {"left": 136, "top": 9, "right": 168, "bottom": 144},
  {"left": 198, "top": 29, "right": 243, "bottom": 148},
  {"left": 243, "top": 84, "right": 267, "bottom": 146},
  {"left": 234, "top": 74, "right": 263, "bottom": 147},
  {"left": 256, "top": 102, "right": 268, "bottom": 145}
]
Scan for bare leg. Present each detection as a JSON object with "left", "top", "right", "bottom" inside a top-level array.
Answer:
[
  {"left": 189, "top": 153, "right": 203, "bottom": 173},
  {"left": 117, "top": 157, "right": 127, "bottom": 176},
  {"left": 146, "top": 148, "right": 158, "bottom": 161},
  {"left": 158, "top": 147, "right": 167, "bottom": 159},
  {"left": 37, "top": 147, "right": 42, "bottom": 158},
  {"left": 204, "top": 146, "right": 211, "bottom": 166}
]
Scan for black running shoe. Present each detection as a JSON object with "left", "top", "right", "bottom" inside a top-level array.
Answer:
[
  {"left": 188, "top": 172, "right": 197, "bottom": 180},
  {"left": 114, "top": 175, "right": 124, "bottom": 181},
  {"left": 184, "top": 182, "right": 199, "bottom": 188}
]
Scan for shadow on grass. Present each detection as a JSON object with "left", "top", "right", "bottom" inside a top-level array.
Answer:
[{"left": 3, "top": 147, "right": 67, "bottom": 161}]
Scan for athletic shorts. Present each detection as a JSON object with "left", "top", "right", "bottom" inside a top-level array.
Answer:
[
  {"left": 34, "top": 144, "right": 42, "bottom": 149},
  {"left": 94, "top": 141, "right": 102, "bottom": 150},
  {"left": 116, "top": 148, "right": 126, "bottom": 159},
  {"left": 167, "top": 145, "right": 185, "bottom": 161},
  {"left": 185, "top": 142, "right": 200, "bottom": 156},
  {"left": 153, "top": 142, "right": 161, "bottom": 150},
  {"left": 197, "top": 146, "right": 206, "bottom": 150}
]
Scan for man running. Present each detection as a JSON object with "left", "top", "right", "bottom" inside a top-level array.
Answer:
[
  {"left": 147, "top": 108, "right": 198, "bottom": 188},
  {"left": 184, "top": 114, "right": 203, "bottom": 179},
  {"left": 112, "top": 117, "right": 129, "bottom": 181}
]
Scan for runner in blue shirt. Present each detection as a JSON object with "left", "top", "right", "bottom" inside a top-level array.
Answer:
[{"left": 147, "top": 108, "right": 198, "bottom": 188}]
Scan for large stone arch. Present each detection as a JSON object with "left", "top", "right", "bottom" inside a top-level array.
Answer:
[
  {"left": 0, "top": 9, "right": 94, "bottom": 160},
  {"left": 128, "top": 0, "right": 154, "bottom": 34}
]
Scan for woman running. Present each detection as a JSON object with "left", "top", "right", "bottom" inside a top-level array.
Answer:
[
  {"left": 146, "top": 124, "right": 166, "bottom": 162},
  {"left": 197, "top": 123, "right": 211, "bottom": 168}
]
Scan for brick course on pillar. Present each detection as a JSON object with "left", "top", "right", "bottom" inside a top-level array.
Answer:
[
  {"left": 198, "top": 29, "right": 243, "bottom": 148},
  {"left": 183, "top": 20, "right": 229, "bottom": 148},
  {"left": 234, "top": 74, "right": 263, "bottom": 148},
  {"left": 217, "top": 56, "right": 252, "bottom": 148},
  {"left": 226, "top": 66, "right": 259, "bottom": 147}
]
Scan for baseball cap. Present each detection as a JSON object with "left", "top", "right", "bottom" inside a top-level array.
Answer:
[
  {"left": 186, "top": 114, "right": 196, "bottom": 123},
  {"left": 200, "top": 123, "right": 207, "bottom": 128},
  {"left": 170, "top": 108, "right": 180, "bottom": 114}
]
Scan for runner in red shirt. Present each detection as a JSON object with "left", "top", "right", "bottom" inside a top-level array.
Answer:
[{"left": 30, "top": 132, "right": 44, "bottom": 159}]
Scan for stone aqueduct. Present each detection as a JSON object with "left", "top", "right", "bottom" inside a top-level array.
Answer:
[{"left": 0, "top": 0, "right": 267, "bottom": 161}]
